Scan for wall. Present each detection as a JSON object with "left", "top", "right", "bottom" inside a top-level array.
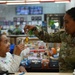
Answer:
[
  {"left": 0, "top": 3, "right": 66, "bottom": 21},
  {"left": 66, "top": 0, "right": 75, "bottom": 10}
]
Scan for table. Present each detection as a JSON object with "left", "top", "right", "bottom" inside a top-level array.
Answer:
[{"left": 15, "top": 73, "right": 72, "bottom": 75}]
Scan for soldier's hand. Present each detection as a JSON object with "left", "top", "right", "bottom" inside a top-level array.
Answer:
[{"left": 24, "top": 25, "right": 36, "bottom": 34}]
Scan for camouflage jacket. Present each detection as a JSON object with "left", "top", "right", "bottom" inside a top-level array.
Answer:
[{"left": 33, "top": 30, "right": 75, "bottom": 72}]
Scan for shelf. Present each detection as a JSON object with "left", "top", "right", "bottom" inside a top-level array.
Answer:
[{"left": 7, "top": 35, "right": 39, "bottom": 45}]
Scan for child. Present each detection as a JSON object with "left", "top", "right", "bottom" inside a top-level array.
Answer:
[{"left": 0, "top": 34, "right": 27, "bottom": 73}]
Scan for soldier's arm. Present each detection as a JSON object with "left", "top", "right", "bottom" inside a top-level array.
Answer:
[{"left": 32, "top": 27, "right": 62, "bottom": 43}]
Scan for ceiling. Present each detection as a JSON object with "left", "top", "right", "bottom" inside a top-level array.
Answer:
[
  {"left": 0, "top": 0, "right": 70, "bottom": 1},
  {"left": 0, "top": 0, "right": 24, "bottom": 1},
  {"left": 0, "top": 0, "right": 70, "bottom": 5}
]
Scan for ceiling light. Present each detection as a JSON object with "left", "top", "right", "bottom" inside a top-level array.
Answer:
[
  {"left": 6, "top": 1, "right": 24, "bottom": 2},
  {"left": 55, "top": 1, "right": 70, "bottom": 3},
  {"left": 6, "top": 2, "right": 40, "bottom": 5},
  {"left": 0, "top": 1, "right": 6, "bottom": 4},
  {"left": 55, "top": 0, "right": 70, "bottom": 3},
  {"left": 24, "top": 2, "right": 40, "bottom": 4},
  {"left": 7, "top": 2, "right": 25, "bottom": 5}
]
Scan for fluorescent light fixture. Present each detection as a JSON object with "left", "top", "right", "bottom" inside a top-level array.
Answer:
[
  {"left": 6, "top": 1, "right": 24, "bottom": 2},
  {"left": 7, "top": 2, "right": 25, "bottom": 5},
  {"left": 24, "top": 2, "right": 40, "bottom": 4},
  {"left": 6, "top": 2, "right": 40, "bottom": 5},
  {"left": 0, "top": 1, "right": 6, "bottom": 2},
  {"left": 55, "top": 1, "right": 70, "bottom": 3},
  {"left": 0, "top": 1, "right": 6, "bottom": 3},
  {"left": 55, "top": 0, "right": 70, "bottom": 3},
  {"left": 26, "top": 0, "right": 40, "bottom": 1},
  {"left": 40, "top": 0, "right": 54, "bottom": 1},
  {"left": 0, "top": 1, "right": 6, "bottom": 4}
]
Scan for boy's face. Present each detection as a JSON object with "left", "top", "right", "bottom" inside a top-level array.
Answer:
[{"left": 0, "top": 35, "right": 10, "bottom": 57}]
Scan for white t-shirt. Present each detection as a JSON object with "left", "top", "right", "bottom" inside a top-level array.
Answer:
[
  {"left": 0, "top": 52, "right": 22, "bottom": 73},
  {"left": 20, "top": 47, "right": 30, "bottom": 58}
]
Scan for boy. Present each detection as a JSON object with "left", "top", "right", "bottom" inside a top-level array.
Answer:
[{"left": 0, "top": 34, "right": 27, "bottom": 73}]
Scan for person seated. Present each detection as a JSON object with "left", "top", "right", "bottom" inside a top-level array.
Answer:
[
  {"left": 13, "top": 24, "right": 22, "bottom": 35},
  {"left": 48, "top": 47, "right": 58, "bottom": 60},
  {"left": 0, "top": 34, "right": 27, "bottom": 73}
]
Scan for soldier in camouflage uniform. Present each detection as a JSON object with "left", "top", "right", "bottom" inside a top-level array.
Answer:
[{"left": 24, "top": 7, "right": 75, "bottom": 72}]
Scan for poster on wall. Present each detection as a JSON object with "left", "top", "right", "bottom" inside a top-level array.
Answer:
[
  {"left": 34, "top": 17, "right": 38, "bottom": 20},
  {"left": 20, "top": 17, "right": 24, "bottom": 22},
  {"left": 13, "top": 17, "right": 23, "bottom": 22},
  {"left": 30, "top": 6, "right": 43, "bottom": 15},
  {"left": 31, "top": 16, "right": 42, "bottom": 21},
  {"left": 38, "top": 16, "right": 42, "bottom": 20},
  {"left": 17, "top": 17, "right": 20, "bottom": 21},
  {"left": 4, "top": 21, "right": 8, "bottom": 25},
  {"left": 13, "top": 17, "right": 17, "bottom": 22},
  {"left": 31, "top": 16, "right": 35, "bottom": 21}
]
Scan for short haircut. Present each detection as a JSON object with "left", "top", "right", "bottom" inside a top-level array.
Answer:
[{"left": 66, "top": 7, "right": 75, "bottom": 20}]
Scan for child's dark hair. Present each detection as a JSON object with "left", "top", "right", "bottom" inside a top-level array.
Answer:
[{"left": 66, "top": 7, "right": 75, "bottom": 20}]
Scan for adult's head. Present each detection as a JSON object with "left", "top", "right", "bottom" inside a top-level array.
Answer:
[
  {"left": 63, "top": 7, "right": 75, "bottom": 35},
  {"left": 15, "top": 24, "right": 19, "bottom": 28},
  {"left": 0, "top": 34, "right": 10, "bottom": 57}
]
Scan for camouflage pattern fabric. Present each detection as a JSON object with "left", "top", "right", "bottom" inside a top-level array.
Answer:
[{"left": 33, "top": 30, "right": 75, "bottom": 72}]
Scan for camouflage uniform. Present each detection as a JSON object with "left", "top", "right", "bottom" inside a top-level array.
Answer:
[{"left": 33, "top": 29, "right": 75, "bottom": 72}]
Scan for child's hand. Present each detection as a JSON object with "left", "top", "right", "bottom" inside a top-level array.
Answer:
[
  {"left": 13, "top": 43, "right": 25, "bottom": 56},
  {"left": 19, "top": 66, "right": 27, "bottom": 72}
]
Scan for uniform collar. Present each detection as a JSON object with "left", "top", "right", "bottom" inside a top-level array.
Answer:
[{"left": 65, "top": 32, "right": 75, "bottom": 37}]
